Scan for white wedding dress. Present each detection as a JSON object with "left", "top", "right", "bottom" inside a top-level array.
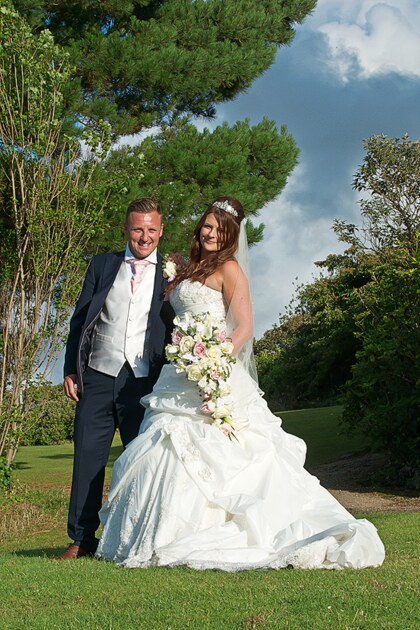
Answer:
[{"left": 96, "top": 281, "right": 385, "bottom": 570}]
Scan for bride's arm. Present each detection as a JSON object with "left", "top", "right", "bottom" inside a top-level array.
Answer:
[{"left": 221, "top": 260, "right": 254, "bottom": 356}]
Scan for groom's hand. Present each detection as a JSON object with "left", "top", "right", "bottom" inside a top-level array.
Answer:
[{"left": 64, "top": 374, "right": 80, "bottom": 402}]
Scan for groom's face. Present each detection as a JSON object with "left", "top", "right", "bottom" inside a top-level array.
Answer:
[{"left": 124, "top": 210, "right": 163, "bottom": 259}]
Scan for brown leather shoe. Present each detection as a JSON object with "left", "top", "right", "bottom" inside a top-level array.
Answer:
[{"left": 52, "top": 543, "right": 94, "bottom": 560}]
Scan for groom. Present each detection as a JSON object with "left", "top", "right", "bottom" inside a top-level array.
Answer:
[{"left": 54, "top": 198, "right": 174, "bottom": 560}]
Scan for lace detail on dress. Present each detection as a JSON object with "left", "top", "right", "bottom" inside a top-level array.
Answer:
[{"left": 170, "top": 280, "right": 226, "bottom": 320}]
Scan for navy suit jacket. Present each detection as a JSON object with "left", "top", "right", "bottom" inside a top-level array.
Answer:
[{"left": 64, "top": 251, "right": 174, "bottom": 393}]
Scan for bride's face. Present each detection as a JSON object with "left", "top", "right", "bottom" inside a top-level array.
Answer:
[{"left": 199, "top": 213, "right": 221, "bottom": 257}]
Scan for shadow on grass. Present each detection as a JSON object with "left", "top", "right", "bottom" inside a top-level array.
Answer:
[
  {"left": 14, "top": 453, "right": 74, "bottom": 470},
  {"left": 12, "top": 546, "right": 103, "bottom": 561},
  {"left": 309, "top": 451, "right": 420, "bottom": 498},
  {"left": 14, "top": 462, "right": 31, "bottom": 470},
  {"left": 20, "top": 446, "right": 122, "bottom": 463},
  {"left": 40, "top": 454, "right": 73, "bottom": 460},
  {"left": 11, "top": 546, "right": 67, "bottom": 558}
]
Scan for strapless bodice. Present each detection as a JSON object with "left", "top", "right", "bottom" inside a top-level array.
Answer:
[{"left": 169, "top": 280, "right": 226, "bottom": 320}]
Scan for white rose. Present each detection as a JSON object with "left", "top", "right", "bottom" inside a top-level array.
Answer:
[
  {"left": 207, "top": 345, "right": 222, "bottom": 359},
  {"left": 213, "top": 359, "right": 229, "bottom": 374},
  {"left": 212, "top": 404, "right": 232, "bottom": 419},
  {"left": 208, "top": 358, "right": 219, "bottom": 369},
  {"left": 186, "top": 363, "right": 203, "bottom": 381},
  {"left": 220, "top": 341, "right": 234, "bottom": 355},
  {"left": 163, "top": 260, "right": 177, "bottom": 279},
  {"left": 165, "top": 344, "right": 178, "bottom": 356},
  {"left": 179, "top": 336, "right": 195, "bottom": 353}
]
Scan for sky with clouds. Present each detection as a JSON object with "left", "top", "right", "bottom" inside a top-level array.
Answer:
[
  {"left": 51, "top": 0, "right": 420, "bottom": 381},
  {"left": 211, "top": 0, "right": 420, "bottom": 337}
]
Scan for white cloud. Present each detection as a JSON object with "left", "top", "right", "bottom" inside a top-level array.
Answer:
[
  {"left": 249, "top": 163, "right": 356, "bottom": 338},
  {"left": 313, "top": 0, "right": 420, "bottom": 82},
  {"left": 112, "top": 126, "right": 161, "bottom": 149}
]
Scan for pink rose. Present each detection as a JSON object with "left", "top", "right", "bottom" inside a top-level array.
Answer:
[
  {"left": 200, "top": 402, "right": 211, "bottom": 415},
  {"left": 172, "top": 330, "right": 182, "bottom": 344},
  {"left": 216, "top": 331, "right": 226, "bottom": 342},
  {"left": 193, "top": 342, "right": 206, "bottom": 358}
]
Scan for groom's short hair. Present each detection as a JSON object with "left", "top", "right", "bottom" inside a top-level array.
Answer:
[{"left": 126, "top": 198, "right": 161, "bottom": 218}]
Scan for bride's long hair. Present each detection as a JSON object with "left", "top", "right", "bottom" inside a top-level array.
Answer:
[{"left": 167, "top": 196, "right": 245, "bottom": 292}]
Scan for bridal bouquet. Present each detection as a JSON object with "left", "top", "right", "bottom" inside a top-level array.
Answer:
[{"left": 165, "top": 312, "right": 237, "bottom": 438}]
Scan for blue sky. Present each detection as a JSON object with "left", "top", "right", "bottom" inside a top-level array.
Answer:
[
  {"left": 210, "top": 0, "right": 420, "bottom": 337},
  {"left": 52, "top": 0, "right": 420, "bottom": 382}
]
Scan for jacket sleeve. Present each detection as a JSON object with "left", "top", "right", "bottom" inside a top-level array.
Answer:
[{"left": 63, "top": 257, "right": 97, "bottom": 376}]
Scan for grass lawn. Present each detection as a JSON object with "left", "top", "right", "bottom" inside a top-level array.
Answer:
[
  {"left": 12, "top": 406, "right": 361, "bottom": 489},
  {"left": 0, "top": 511, "right": 418, "bottom": 629},
  {"left": 13, "top": 440, "right": 123, "bottom": 489},
  {"left": 279, "top": 406, "right": 367, "bottom": 468},
  {"left": 1, "top": 406, "right": 418, "bottom": 629}
]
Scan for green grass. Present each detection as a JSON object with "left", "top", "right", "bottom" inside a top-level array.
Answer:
[
  {"left": 0, "top": 512, "right": 418, "bottom": 629},
  {"left": 279, "top": 406, "right": 367, "bottom": 468},
  {"left": 13, "top": 436, "right": 123, "bottom": 489},
  {"left": 13, "top": 406, "right": 358, "bottom": 489},
  {"left": 1, "top": 406, "right": 418, "bottom": 629}
]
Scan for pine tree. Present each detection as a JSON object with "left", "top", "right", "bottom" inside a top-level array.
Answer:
[
  {"left": 95, "top": 118, "right": 299, "bottom": 251},
  {"left": 12, "top": 1, "right": 316, "bottom": 252},
  {"left": 15, "top": 0, "right": 317, "bottom": 136}
]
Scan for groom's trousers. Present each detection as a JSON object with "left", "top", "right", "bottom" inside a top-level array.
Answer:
[{"left": 67, "top": 362, "right": 151, "bottom": 552}]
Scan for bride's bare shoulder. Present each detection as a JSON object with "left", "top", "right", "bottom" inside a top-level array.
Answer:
[
  {"left": 220, "top": 259, "right": 240, "bottom": 276},
  {"left": 206, "top": 261, "right": 240, "bottom": 292}
]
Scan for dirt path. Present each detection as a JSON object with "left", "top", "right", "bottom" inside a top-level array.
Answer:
[{"left": 310, "top": 452, "right": 420, "bottom": 513}]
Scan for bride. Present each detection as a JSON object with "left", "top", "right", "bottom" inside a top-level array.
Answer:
[{"left": 96, "top": 196, "right": 385, "bottom": 570}]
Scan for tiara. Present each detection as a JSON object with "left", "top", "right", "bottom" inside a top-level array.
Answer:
[{"left": 212, "top": 200, "right": 238, "bottom": 217}]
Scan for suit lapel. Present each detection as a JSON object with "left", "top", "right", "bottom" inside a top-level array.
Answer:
[
  {"left": 86, "top": 252, "right": 125, "bottom": 327},
  {"left": 150, "top": 252, "right": 165, "bottom": 314},
  {"left": 146, "top": 253, "right": 166, "bottom": 355},
  {"left": 100, "top": 251, "right": 125, "bottom": 291}
]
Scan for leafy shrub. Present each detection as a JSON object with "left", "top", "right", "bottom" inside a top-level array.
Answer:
[
  {"left": 256, "top": 136, "right": 419, "bottom": 485},
  {"left": 342, "top": 250, "right": 419, "bottom": 487},
  {"left": 0, "top": 456, "right": 14, "bottom": 490},
  {"left": 20, "top": 383, "right": 74, "bottom": 446}
]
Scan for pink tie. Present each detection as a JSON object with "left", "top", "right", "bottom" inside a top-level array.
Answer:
[{"left": 129, "top": 259, "right": 150, "bottom": 293}]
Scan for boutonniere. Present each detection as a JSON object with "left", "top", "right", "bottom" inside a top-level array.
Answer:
[{"left": 162, "top": 255, "right": 179, "bottom": 282}]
